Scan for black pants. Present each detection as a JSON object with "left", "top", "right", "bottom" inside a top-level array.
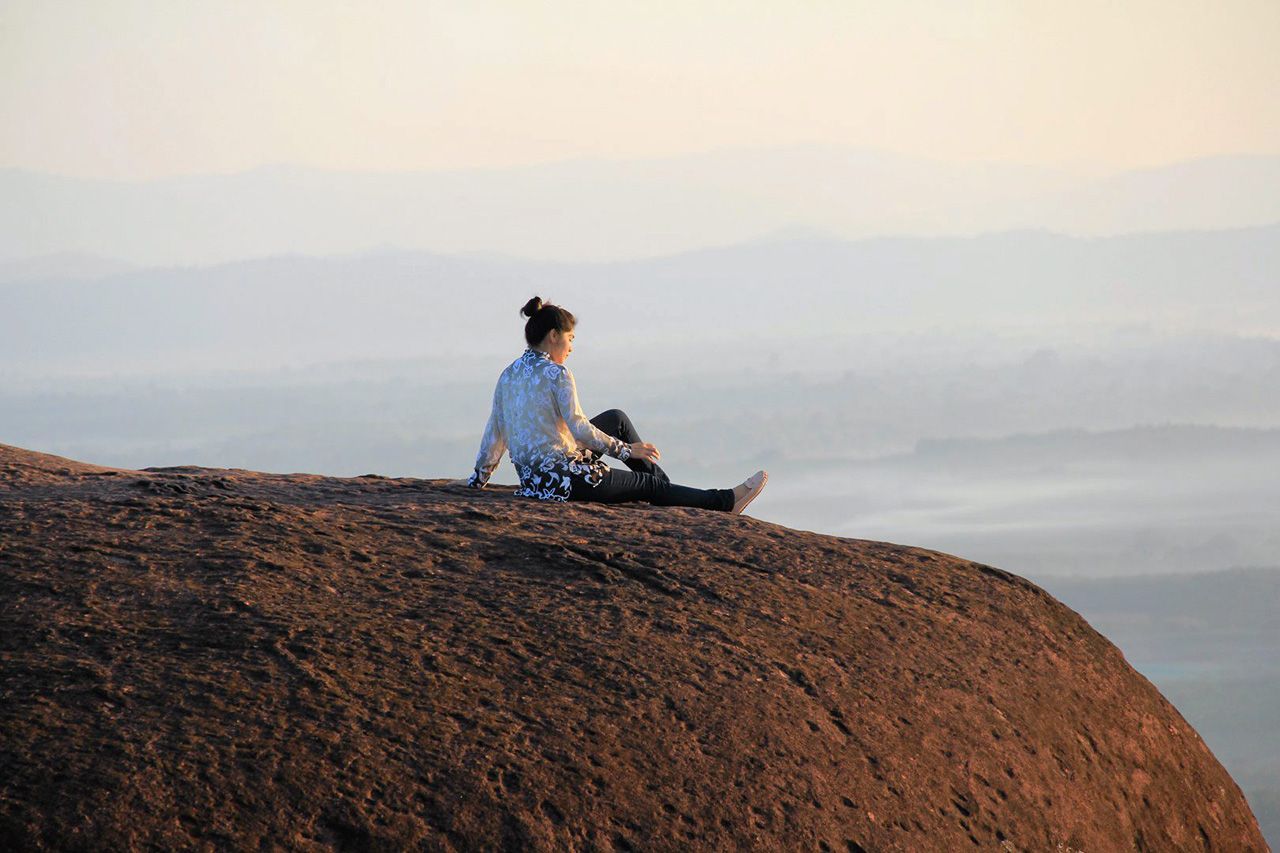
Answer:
[{"left": 567, "top": 409, "right": 735, "bottom": 512}]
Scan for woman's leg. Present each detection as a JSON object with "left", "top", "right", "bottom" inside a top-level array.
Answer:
[
  {"left": 568, "top": 468, "right": 734, "bottom": 512},
  {"left": 589, "top": 408, "right": 669, "bottom": 482}
]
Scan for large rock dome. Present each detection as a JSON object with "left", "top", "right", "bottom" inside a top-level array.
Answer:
[{"left": 0, "top": 444, "right": 1266, "bottom": 850}]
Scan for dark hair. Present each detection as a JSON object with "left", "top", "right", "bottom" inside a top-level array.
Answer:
[{"left": 520, "top": 296, "right": 576, "bottom": 347}]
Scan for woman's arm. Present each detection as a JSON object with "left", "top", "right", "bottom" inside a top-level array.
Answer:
[
  {"left": 466, "top": 385, "right": 508, "bottom": 487},
  {"left": 554, "top": 368, "right": 632, "bottom": 461}
]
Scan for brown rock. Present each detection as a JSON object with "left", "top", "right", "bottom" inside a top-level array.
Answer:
[{"left": 0, "top": 443, "right": 1267, "bottom": 851}]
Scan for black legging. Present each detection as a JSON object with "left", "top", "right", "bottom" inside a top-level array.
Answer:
[{"left": 567, "top": 409, "right": 735, "bottom": 511}]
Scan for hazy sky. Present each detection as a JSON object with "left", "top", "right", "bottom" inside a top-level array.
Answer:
[{"left": 3, "top": 0, "right": 1278, "bottom": 179}]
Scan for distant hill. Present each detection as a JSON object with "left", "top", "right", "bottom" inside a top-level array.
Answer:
[
  {"left": 2, "top": 223, "right": 1277, "bottom": 376},
  {"left": 2, "top": 147, "right": 1278, "bottom": 265}
]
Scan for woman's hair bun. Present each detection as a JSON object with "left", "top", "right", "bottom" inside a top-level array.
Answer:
[{"left": 521, "top": 296, "right": 577, "bottom": 347}]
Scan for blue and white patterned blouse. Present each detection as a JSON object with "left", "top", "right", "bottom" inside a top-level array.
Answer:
[{"left": 466, "top": 348, "right": 632, "bottom": 500}]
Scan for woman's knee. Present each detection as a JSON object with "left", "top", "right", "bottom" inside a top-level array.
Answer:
[{"left": 591, "top": 408, "right": 630, "bottom": 436}]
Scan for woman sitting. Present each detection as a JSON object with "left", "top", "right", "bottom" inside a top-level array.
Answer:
[{"left": 464, "top": 296, "right": 767, "bottom": 515}]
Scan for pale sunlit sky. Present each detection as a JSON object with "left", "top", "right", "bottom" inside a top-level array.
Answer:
[{"left": 2, "top": 0, "right": 1278, "bottom": 180}]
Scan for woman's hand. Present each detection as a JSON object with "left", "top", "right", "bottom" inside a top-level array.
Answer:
[{"left": 629, "top": 441, "right": 661, "bottom": 463}]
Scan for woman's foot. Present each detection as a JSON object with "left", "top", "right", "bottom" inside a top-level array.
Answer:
[{"left": 731, "top": 470, "right": 768, "bottom": 515}]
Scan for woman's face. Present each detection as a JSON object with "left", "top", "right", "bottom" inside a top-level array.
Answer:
[{"left": 543, "top": 327, "right": 575, "bottom": 364}]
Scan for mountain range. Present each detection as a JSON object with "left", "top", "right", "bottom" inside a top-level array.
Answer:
[
  {"left": 3, "top": 146, "right": 1279, "bottom": 265},
  {"left": 3, "top": 222, "right": 1277, "bottom": 378}
]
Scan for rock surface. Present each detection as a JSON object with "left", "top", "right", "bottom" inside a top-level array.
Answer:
[{"left": 0, "top": 443, "right": 1267, "bottom": 851}]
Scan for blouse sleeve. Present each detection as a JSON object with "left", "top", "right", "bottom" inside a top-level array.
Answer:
[
  {"left": 466, "top": 383, "right": 508, "bottom": 487},
  {"left": 554, "top": 367, "right": 632, "bottom": 461}
]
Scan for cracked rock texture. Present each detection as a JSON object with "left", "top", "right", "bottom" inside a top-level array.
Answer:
[{"left": 0, "top": 444, "right": 1266, "bottom": 851}]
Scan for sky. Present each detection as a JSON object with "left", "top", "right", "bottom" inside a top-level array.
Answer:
[{"left": 2, "top": 0, "right": 1279, "bottom": 180}]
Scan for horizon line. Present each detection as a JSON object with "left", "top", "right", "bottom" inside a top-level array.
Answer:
[{"left": 3, "top": 218, "right": 1279, "bottom": 276}]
